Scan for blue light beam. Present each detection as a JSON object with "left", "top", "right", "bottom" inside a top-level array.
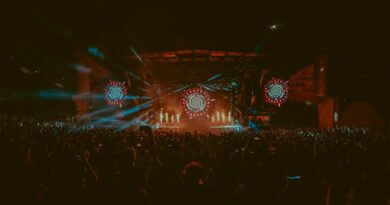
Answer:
[{"left": 208, "top": 73, "right": 223, "bottom": 81}]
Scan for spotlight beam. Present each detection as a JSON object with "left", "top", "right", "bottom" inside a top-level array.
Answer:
[
  {"left": 87, "top": 100, "right": 154, "bottom": 127},
  {"left": 116, "top": 110, "right": 151, "bottom": 131},
  {"left": 138, "top": 87, "right": 150, "bottom": 92},
  {"left": 130, "top": 47, "right": 144, "bottom": 64},
  {"left": 37, "top": 90, "right": 76, "bottom": 99},
  {"left": 80, "top": 106, "right": 119, "bottom": 120},
  {"left": 198, "top": 84, "right": 216, "bottom": 92},
  {"left": 126, "top": 71, "right": 151, "bottom": 86},
  {"left": 124, "top": 95, "right": 151, "bottom": 100},
  {"left": 173, "top": 85, "right": 190, "bottom": 93},
  {"left": 207, "top": 73, "right": 223, "bottom": 81}
]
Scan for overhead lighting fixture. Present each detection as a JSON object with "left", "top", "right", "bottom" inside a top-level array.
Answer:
[{"left": 270, "top": 24, "right": 280, "bottom": 31}]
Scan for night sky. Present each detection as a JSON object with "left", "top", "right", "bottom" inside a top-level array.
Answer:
[{"left": 1, "top": 0, "right": 387, "bottom": 117}]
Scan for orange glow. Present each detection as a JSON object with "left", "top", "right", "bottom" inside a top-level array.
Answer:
[
  {"left": 176, "top": 114, "right": 180, "bottom": 123},
  {"left": 210, "top": 51, "right": 226, "bottom": 57},
  {"left": 161, "top": 52, "right": 176, "bottom": 58}
]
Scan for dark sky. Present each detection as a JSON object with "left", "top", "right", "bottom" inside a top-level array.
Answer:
[
  {"left": 3, "top": 0, "right": 384, "bottom": 63},
  {"left": 3, "top": 1, "right": 380, "bottom": 52},
  {"left": 1, "top": 0, "right": 387, "bottom": 116}
]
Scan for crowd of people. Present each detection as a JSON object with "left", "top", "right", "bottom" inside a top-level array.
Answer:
[{"left": 0, "top": 116, "right": 389, "bottom": 204}]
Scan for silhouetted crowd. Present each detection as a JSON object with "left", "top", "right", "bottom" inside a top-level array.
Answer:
[{"left": 0, "top": 117, "right": 389, "bottom": 205}]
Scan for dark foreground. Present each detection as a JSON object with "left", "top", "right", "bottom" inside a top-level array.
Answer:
[{"left": 0, "top": 118, "right": 389, "bottom": 205}]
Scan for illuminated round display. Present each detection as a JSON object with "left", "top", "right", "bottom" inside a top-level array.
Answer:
[
  {"left": 263, "top": 78, "right": 289, "bottom": 107},
  {"left": 104, "top": 81, "right": 127, "bottom": 105},
  {"left": 181, "top": 87, "right": 211, "bottom": 118}
]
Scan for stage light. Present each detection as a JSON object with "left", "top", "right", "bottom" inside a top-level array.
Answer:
[
  {"left": 222, "top": 112, "right": 225, "bottom": 123},
  {"left": 212, "top": 115, "right": 215, "bottom": 123},
  {"left": 217, "top": 111, "right": 220, "bottom": 122},
  {"left": 248, "top": 120, "right": 260, "bottom": 132},
  {"left": 165, "top": 112, "right": 168, "bottom": 123},
  {"left": 117, "top": 111, "right": 150, "bottom": 131},
  {"left": 127, "top": 71, "right": 151, "bottom": 86},
  {"left": 104, "top": 81, "right": 127, "bottom": 106},
  {"left": 181, "top": 87, "right": 211, "bottom": 119},
  {"left": 55, "top": 83, "right": 64, "bottom": 88},
  {"left": 176, "top": 114, "right": 180, "bottom": 123},
  {"left": 171, "top": 115, "right": 174, "bottom": 123},
  {"left": 199, "top": 84, "right": 215, "bottom": 92},
  {"left": 228, "top": 111, "right": 231, "bottom": 122},
  {"left": 208, "top": 73, "right": 223, "bottom": 81},
  {"left": 138, "top": 87, "right": 149, "bottom": 92},
  {"left": 160, "top": 111, "right": 163, "bottom": 123},
  {"left": 270, "top": 24, "right": 280, "bottom": 31},
  {"left": 263, "top": 78, "right": 289, "bottom": 107},
  {"left": 174, "top": 85, "right": 190, "bottom": 93},
  {"left": 210, "top": 124, "right": 243, "bottom": 132},
  {"left": 38, "top": 90, "right": 75, "bottom": 99},
  {"left": 88, "top": 46, "right": 105, "bottom": 59},
  {"left": 143, "top": 112, "right": 155, "bottom": 124},
  {"left": 72, "top": 64, "right": 90, "bottom": 73},
  {"left": 86, "top": 100, "right": 153, "bottom": 127},
  {"left": 80, "top": 106, "right": 118, "bottom": 120},
  {"left": 21, "top": 66, "right": 33, "bottom": 75},
  {"left": 334, "top": 112, "right": 339, "bottom": 122},
  {"left": 130, "top": 47, "right": 144, "bottom": 63}
]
